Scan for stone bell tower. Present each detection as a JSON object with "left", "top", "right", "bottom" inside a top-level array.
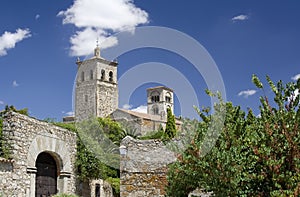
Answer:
[
  {"left": 147, "top": 86, "right": 174, "bottom": 119},
  {"left": 75, "top": 44, "right": 118, "bottom": 121}
]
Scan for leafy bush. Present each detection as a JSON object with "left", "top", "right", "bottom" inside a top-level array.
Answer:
[
  {"left": 0, "top": 114, "right": 11, "bottom": 159},
  {"left": 54, "top": 118, "right": 121, "bottom": 188},
  {"left": 54, "top": 122, "right": 76, "bottom": 132},
  {"left": 97, "top": 117, "right": 124, "bottom": 145},
  {"left": 166, "top": 76, "right": 300, "bottom": 196},
  {"left": 54, "top": 119, "right": 119, "bottom": 181},
  {"left": 0, "top": 105, "right": 28, "bottom": 116},
  {"left": 0, "top": 105, "right": 30, "bottom": 159},
  {"left": 106, "top": 177, "right": 120, "bottom": 196},
  {"left": 138, "top": 130, "right": 165, "bottom": 140}
]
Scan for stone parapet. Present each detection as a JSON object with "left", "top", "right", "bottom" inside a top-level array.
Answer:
[
  {"left": 0, "top": 111, "right": 77, "bottom": 196},
  {"left": 120, "top": 136, "right": 176, "bottom": 197}
]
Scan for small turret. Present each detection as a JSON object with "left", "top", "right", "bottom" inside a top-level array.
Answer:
[
  {"left": 76, "top": 57, "right": 82, "bottom": 67},
  {"left": 94, "top": 39, "right": 101, "bottom": 58}
]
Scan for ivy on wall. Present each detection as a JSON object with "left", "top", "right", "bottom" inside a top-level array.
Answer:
[
  {"left": 0, "top": 105, "right": 27, "bottom": 159},
  {"left": 54, "top": 118, "right": 122, "bottom": 196}
]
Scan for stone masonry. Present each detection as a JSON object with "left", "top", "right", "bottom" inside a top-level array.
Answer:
[
  {"left": 0, "top": 112, "right": 77, "bottom": 197},
  {"left": 75, "top": 46, "right": 118, "bottom": 122},
  {"left": 147, "top": 86, "right": 174, "bottom": 117},
  {"left": 120, "top": 136, "right": 177, "bottom": 197}
]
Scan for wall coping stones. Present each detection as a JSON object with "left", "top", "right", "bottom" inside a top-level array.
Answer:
[
  {"left": 120, "top": 136, "right": 177, "bottom": 173},
  {"left": 0, "top": 157, "right": 14, "bottom": 163}
]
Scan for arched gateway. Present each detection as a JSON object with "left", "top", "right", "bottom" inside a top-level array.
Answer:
[
  {"left": 26, "top": 135, "right": 74, "bottom": 196},
  {"left": 35, "top": 152, "right": 58, "bottom": 196}
]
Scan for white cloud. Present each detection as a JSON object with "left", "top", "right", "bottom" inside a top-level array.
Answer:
[
  {"left": 69, "top": 28, "right": 118, "bottom": 56},
  {"left": 295, "top": 89, "right": 299, "bottom": 97},
  {"left": 0, "top": 28, "right": 31, "bottom": 56},
  {"left": 35, "top": 14, "right": 40, "bottom": 20},
  {"left": 238, "top": 89, "right": 257, "bottom": 98},
  {"left": 131, "top": 105, "right": 147, "bottom": 113},
  {"left": 0, "top": 100, "right": 4, "bottom": 105},
  {"left": 58, "top": 0, "right": 148, "bottom": 56},
  {"left": 232, "top": 14, "right": 249, "bottom": 22},
  {"left": 12, "top": 80, "right": 19, "bottom": 87},
  {"left": 122, "top": 104, "right": 132, "bottom": 110},
  {"left": 292, "top": 73, "right": 300, "bottom": 81},
  {"left": 66, "top": 111, "right": 75, "bottom": 116},
  {"left": 288, "top": 89, "right": 299, "bottom": 102},
  {"left": 62, "top": 111, "right": 74, "bottom": 116}
]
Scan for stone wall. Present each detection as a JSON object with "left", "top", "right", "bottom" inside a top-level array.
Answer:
[
  {"left": 96, "top": 82, "right": 118, "bottom": 118},
  {"left": 0, "top": 112, "right": 77, "bottom": 197},
  {"left": 0, "top": 159, "right": 14, "bottom": 195},
  {"left": 77, "top": 179, "right": 113, "bottom": 197},
  {"left": 120, "top": 136, "right": 177, "bottom": 197},
  {"left": 75, "top": 80, "right": 98, "bottom": 121}
]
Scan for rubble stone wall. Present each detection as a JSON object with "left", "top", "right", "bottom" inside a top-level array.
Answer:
[
  {"left": 0, "top": 112, "right": 77, "bottom": 197},
  {"left": 120, "top": 136, "right": 176, "bottom": 197}
]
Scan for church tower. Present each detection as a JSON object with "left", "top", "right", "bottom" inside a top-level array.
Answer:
[
  {"left": 75, "top": 45, "right": 118, "bottom": 121},
  {"left": 147, "top": 86, "right": 174, "bottom": 119}
]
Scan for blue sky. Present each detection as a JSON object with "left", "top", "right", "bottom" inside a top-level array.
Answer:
[{"left": 0, "top": 0, "right": 299, "bottom": 121}]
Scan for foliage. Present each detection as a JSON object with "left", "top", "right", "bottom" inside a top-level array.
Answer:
[
  {"left": 0, "top": 105, "right": 29, "bottom": 116},
  {"left": 112, "top": 119, "right": 140, "bottom": 144},
  {"left": 76, "top": 117, "right": 121, "bottom": 169},
  {"left": 0, "top": 106, "right": 26, "bottom": 159},
  {"left": 0, "top": 118, "right": 2, "bottom": 136},
  {"left": 56, "top": 119, "right": 122, "bottom": 196},
  {"left": 0, "top": 117, "right": 7, "bottom": 158},
  {"left": 43, "top": 117, "right": 57, "bottom": 123},
  {"left": 165, "top": 108, "right": 177, "bottom": 139},
  {"left": 138, "top": 130, "right": 165, "bottom": 140},
  {"left": 53, "top": 120, "right": 120, "bottom": 182},
  {"left": 75, "top": 130, "right": 118, "bottom": 181},
  {"left": 106, "top": 177, "right": 120, "bottom": 196},
  {"left": 97, "top": 117, "right": 124, "bottom": 146},
  {"left": 54, "top": 122, "right": 76, "bottom": 132},
  {"left": 166, "top": 76, "right": 300, "bottom": 197}
]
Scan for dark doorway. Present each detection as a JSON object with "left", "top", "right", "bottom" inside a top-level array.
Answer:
[
  {"left": 35, "top": 152, "right": 58, "bottom": 197},
  {"left": 95, "top": 184, "right": 101, "bottom": 197}
]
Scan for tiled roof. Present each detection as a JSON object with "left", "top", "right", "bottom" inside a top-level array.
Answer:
[
  {"left": 118, "top": 109, "right": 163, "bottom": 121},
  {"left": 147, "top": 86, "right": 174, "bottom": 92},
  {"left": 115, "top": 109, "right": 182, "bottom": 124}
]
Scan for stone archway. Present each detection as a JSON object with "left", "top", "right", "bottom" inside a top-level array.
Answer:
[
  {"left": 35, "top": 152, "right": 58, "bottom": 196},
  {"left": 26, "top": 135, "right": 72, "bottom": 196}
]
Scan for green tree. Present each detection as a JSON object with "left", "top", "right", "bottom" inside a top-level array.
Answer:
[
  {"left": 165, "top": 108, "right": 177, "bottom": 139},
  {"left": 97, "top": 117, "right": 124, "bottom": 145},
  {"left": 166, "top": 76, "right": 300, "bottom": 196},
  {"left": 56, "top": 118, "right": 122, "bottom": 196},
  {"left": 106, "top": 177, "right": 120, "bottom": 197}
]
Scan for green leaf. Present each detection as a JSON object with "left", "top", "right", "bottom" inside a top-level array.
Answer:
[{"left": 252, "top": 74, "right": 263, "bottom": 89}]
